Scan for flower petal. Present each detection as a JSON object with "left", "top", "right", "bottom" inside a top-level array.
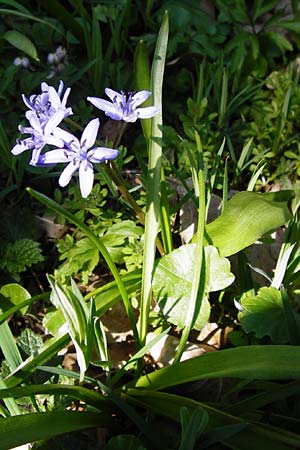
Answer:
[
  {"left": 131, "top": 90, "right": 151, "bottom": 107},
  {"left": 105, "top": 88, "right": 122, "bottom": 102},
  {"left": 22, "top": 94, "right": 34, "bottom": 110},
  {"left": 44, "top": 110, "right": 65, "bottom": 135},
  {"left": 38, "top": 149, "right": 71, "bottom": 164},
  {"left": 79, "top": 161, "right": 94, "bottom": 198},
  {"left": 80, "top": 118, "right": 99, "bottom": 150},
  {"left": 25, "top": 111, "right": 42, "bottom": 134},
  {"left": 46, "top": 134, "right": 65, "bottom": 147},
  {"left": 47, "top": 86, "right": 62, "bottom": 111},
  {"left": 136, "top": 106, "right": 159, "bottom": 119},
  {"left": 53, "top": 127, "right": 79, "bottom": 147},
  {"left": 11, "top": 140, "right": 32, "bottom": 155},
  {"left": 87, "top": 97, "right": 120, "bottom": 116},
  {"left": 59, "top": 160, "right": 79, "bottom": 187},
  {"left": 88, "top": 147, "right": 119, "bottom": 163}
]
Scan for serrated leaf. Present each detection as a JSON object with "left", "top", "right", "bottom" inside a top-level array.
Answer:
[
  {"left": 153, "top": 244, "right": 234, "bottom": 330},
  {"left": 3, "top": 30, "right": 39, "bottom": 60},
  {"left": 0, "top": 284, "right": 31, "bottom": 315},
  {"left": 58, "top": 237, "right": 99, "bottom": 284},
  {"left": 0, "top": 238, "right": 44, "bottom": 273},
  {"left": 238, "top": 286, "right": 300, "bottom": 343},
  {"left": 205, "top": 191, "right": 292, "bottom": 257}
]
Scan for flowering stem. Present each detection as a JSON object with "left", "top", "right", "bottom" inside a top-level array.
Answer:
[{"left": 64, "top": 117, "right": 165, "bottom": 256}]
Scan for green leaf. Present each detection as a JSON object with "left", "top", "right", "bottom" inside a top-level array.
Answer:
[
  {"left": 252, "top": 0, "right": 278, "bottom": 22},
  {"left": 134, "top": 39, "right": 152, "bottom": 140},
  {"left": 179, "top": 406, "right": 209, "bottom": 450},
  {"left": 2, "top": 30, "right": 39, "bottom": 60},
  {"left": 238, "top": 287, "right": 300, "bottom": 343},
  {"left": 58, "top": 237, "right": 99, "bottom": 284},
  {"left": 0, "top": 284, "right": 31, "bottom": 315},
  {"left": 0, "top": 238, "right": 44, "bottom": 273},
  {"left": 16, "top": 329, "right": 43, "bottom": 357},
  {"left": 132, "top": 345, "right": 300, "bottom": 391},
  {"left": 0, "top": 411, "right": 111, "bottom": 450},
  {"left": 264, "top": 31, "right": 293, "bottom": 53},
  {"left": 153, "top": 244, "right": 234, "bottom": 330},
  {"left": 205, "top": 191, "right": 292, "bottom": 257}
]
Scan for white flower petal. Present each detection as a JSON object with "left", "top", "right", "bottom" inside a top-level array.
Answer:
[
  {"left": 47, "top": 86, "right": 61, "bottom": 110},
  {"left": 46, "top": 134, "right": 64, "bottom": 147},
  {"left": 79, "top": 161, "right": 94, "bottom": 198},
  {"left": 26, "top": 111, "right": 42, "bottom": 134},
  {"left": 44, "top": 110, "right": 65, "bottom": 135},
  {"left": 81, "top": 118, "right": 99, "bottom": 150},
  {"left": 39, "top": 149, "right": 71, "bottom": 164},
  {"left": 124, "top": 111, "right": 139, "bottom": 122},
  {"left": 59, "top": 160, "right": 79, "bottom": 187},
  {"left": 132, "top": 90, "right": 151, "bottom": 107},
  {"left": 61, "top": 87, "right": 71, "bottom": 107},
  {"left": 87, "top": 97, "right": 120, "bottom": 116},
  {"left": 30, "top": 145, "right": 44, "bottom": 165},
  {"left": 11, "top": 142, "right": 28, "bottom": 155},
  {"left": 136, "top": 106, "right": 159, "bottom": 119},
  {"left": 88, "top": 147, "right": 119, "bottom": 163},
  {"left": 53, "top": 127, "right": 79, "bottom": 147},
  {"left": 105, "top": 88, "right": 122, "bottom": 102},
  {"left": 22, "top": 94, "right": 33, "bottom": 110}
]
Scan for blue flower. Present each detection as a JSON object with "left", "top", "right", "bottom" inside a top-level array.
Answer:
[
  {"left": 22, "top": 80, "right": 72, "bottom": 127},
  {"left": 11, "top": 109, "right": 65, "bottom": 165},
  {"left": 87, "top": 88, "right": 159, "bottom": 122},
  {"left": 37, "top": 118, "right": 119, "bottom": 198}
]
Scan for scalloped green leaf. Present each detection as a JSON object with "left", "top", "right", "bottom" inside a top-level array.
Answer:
[
  {"left": 153, "top": 244, "right": 234, "bottom": 330},
  {"left": 238, "top": 286, "right": 300, "bottom": 343},
  {"left": 206, "top": 191, "right": 292, "bottom": 257},
  {"left": 3, "top": 30, "right": 39, "bottom": 60}
]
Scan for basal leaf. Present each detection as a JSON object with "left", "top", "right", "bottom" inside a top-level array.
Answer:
[
  {"left": 206, "top": 191, "right": 292, "bottom": 257},
  {"left": 153, "top": 244, "right": 234, "bottom": 330},
  {"left": 238, "top": 286, "right": 300, "bottom": 343}
]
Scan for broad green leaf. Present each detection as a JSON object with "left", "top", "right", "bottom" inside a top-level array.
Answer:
[
  {"left": 0, "top": 411, "right": 111, "bottom": 450},
  {"left": 238, "top": 287, "right": 300, "bottom": 343},
  {"left": 205, "top": 191, "right": 292, "bottom": 257},
  {"left": 0, "top": 284, "right": 31, "bottom": 315},
  {"left": 132, "top": 345, "right": 300, "bottom": 391},
  {"left": 3, "top": 30, "right": 39, "bottom": 60},
  {"left": 153, "top": 244, "right": 234, "bottom": 330}
]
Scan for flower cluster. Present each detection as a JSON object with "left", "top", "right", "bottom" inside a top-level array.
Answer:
[{"left": 12, "top": 81, "right": 158, "bottom": 198}]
